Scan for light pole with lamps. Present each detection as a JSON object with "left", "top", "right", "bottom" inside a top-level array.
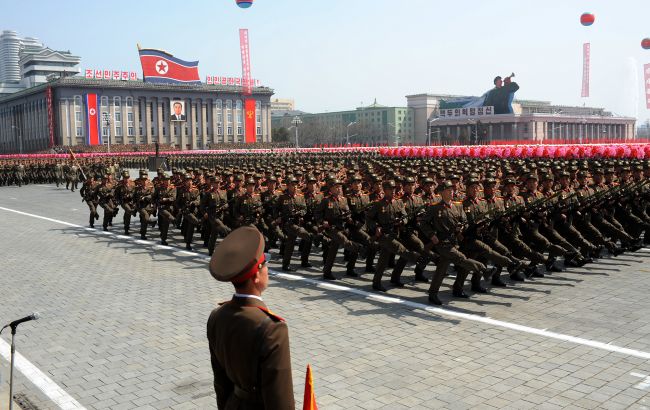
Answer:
[
  {"left": 291, "top": 116, "right": 302, "bottom": 148},
  {"left": 387, "top": 122, "right": 397, "bottom": 146},
  {"left": 346, "top": 121, "right": 357, "bottom": 146},
  {"left": 427, "top": 118, "right": 439, "bottom": 146},
  {"left": 102, "top": 112, "right": 111, "bottom": 153}
]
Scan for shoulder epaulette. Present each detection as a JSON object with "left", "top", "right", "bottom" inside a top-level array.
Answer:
[
  {"left": 453, "top": 201, "right": 463, "bottom": 205},
  {"left": 256, "top": 306, "right": 285, "bottom": 322}
]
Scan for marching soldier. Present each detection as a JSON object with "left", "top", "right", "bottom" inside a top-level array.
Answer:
[
  {"left": 202, "top": 175, "right": 232, "bottom": 256},
  {"left": 153, "top": 174, "right": 176, "bottom": 246},
  {"left": 277, "top": 178, "right": 312, "bottom": 271},
  {"left": 97, "top": 173, "right": 117, "bottom": 231},
  {"left": 134, "top": 169, "right": 157, "bottom": 240},
  {"left": 115, "top": 170, "right": 137, "bottom": 235},
  {"left": 80, "top": 173, "right": 100, "bottom": 228},
  {"left": 177, "top": 174, "right": 202, "bottom": 250}
]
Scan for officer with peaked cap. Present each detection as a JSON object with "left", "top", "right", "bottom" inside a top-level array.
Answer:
[{"left": 207, "top": 226, "right": 294, "bottom": 409}]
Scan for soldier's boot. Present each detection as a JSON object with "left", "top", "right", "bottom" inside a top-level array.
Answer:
[
  {"left": 545, "top": 257, "right": 562, "bottom": 273},
  {"left": 470, "top": 272, "right": 487, "bottom": 293},
  {"left": 491, "top": 267, "right": 507, "bottom": 287},
  {"left": 342, "top": 249, "right": 349, "bottom": 262},
  {"left": 365, "top": 249, "right": 377, "bottom": 273},
  {"left": 452, "top": 271, "right": 470, "bottom": 298},
  {"left": 345, "top": 251, "right": 359, "bottom": 277},
  {"left": 414, "top": 257, "right": 429, "bottom": 283},
  {"left": 89, "top": 215, "right": 94, "bottom": 228}
]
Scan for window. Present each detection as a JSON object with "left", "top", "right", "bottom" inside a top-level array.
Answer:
[
  {"left": 113, "top": 97, "right": 121, "bottom": 107},
  {"left": 101, "top": 97, "right": 108, "bottom": 107},
  {"left": 217, "top": 126, "right": 223, "bottom": 135},
  {"left": 114, "top": 112, "right": 121, "bottom": 122},
  {"left": 227, "top": 126, "right": 233, "bottom": 135},
  {"left": 216, "top": 99, "right": 222, "bottom": 109},
  {"left": 128, "top": 126, "right": 134, "bottom": 136},
  {"left": 226, "top": 100, "right": 232, "bottom": 109},
  {"left": 102, "top": 127, "right": 108, "bottom": 136},
  {"left": 217, "top": 111, "right": 223, "bottom": 123},
  {"left": 127, "top": 112, "right": 134, "bottom": 122},
  {"left": 236, "top": 100, "right": 242, "bottom": 110},
  {"left": 115, "top": 127, "right": 122, "bottom": 137},
  {"left": 151, "top": 127, "right": 155, "bottom": 135},
  {"left": 227, "top": 112, "right": 233, "bottom": 123},
  {"left": 75, "top": 112, "right": 82, "bottom": 122},
  {"left": 76, "top": 127, "right": 82, "bottom": 136},
  {"left": 237, "top": 112, "right": 243, "bottom": 123},
  {"left": 256, "top": 127, "right": 261, "bottom": 135},
  {"left": 163, "top": 127, "right": 166, "bottom": 136},
  {"left": 126, "top": 98, "right": 133, "bottom": 107},
  {"left": 237, "top": 126, "right": 243, "bottom": 135}
]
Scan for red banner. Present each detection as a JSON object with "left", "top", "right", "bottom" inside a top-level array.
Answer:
[
  {"left": 46, "top": 86, "right": 55, "bottom": 148},
  {"left": 244, "top": 98, "right": 256, "bottom": 143},
  {"left": 581, "top": 43, "right": 590, "bottom": 98},
  {"left": 240, "top": 29, "right": 252, "bottom": 95},
  {"left": 645, "top": 63, "right": 650, "bottom": 109},
  {"left": 85, "top": 93, "right": 102, "bottom": 145}
]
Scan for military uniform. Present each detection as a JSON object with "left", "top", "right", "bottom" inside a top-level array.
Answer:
[
  {"left": 277, "top": 180, "right": 312, "bottom": 271},
  {"left": 115, "top": 171, "right": 137, "bottom": 235},
  {"left": 207, "top": 226, "right": 294, "bottom": 409}
]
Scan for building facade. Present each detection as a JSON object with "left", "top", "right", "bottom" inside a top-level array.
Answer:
[
  {"left": 0, "top": 77, "right": 274, "bottom": 153},
  {"left": 272, "top": 100, "right": 414, "bottom": 146},
  {"left": 270, "top": 98, "right": 294, "bottom": 113},
  {"left": 407, "top": 94, "right": 637, "bottom": 144}
]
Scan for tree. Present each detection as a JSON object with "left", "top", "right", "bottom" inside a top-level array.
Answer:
[{"left": 272, "top": 127, "right": 290, "bottom": 142}]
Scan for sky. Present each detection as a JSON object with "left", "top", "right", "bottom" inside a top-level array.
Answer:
[{"left": 3, "top": 0, "right": 650, "bottom": 121}]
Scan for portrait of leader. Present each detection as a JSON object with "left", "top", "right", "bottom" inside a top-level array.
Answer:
[{"left": 170, "top": 101, "right": 186, "bottom": 122}]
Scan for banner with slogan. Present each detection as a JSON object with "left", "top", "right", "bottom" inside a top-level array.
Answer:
[
  {"left": 85, "top": 93, "right": 102, "bottom": 146},
  {"left": 645, "top": 63, "right": 650, "bottom": 110},
  {"left": 581, "top": 43, "right": 590, "bottom": 98},
  {"left": 240, "top": 29, "right": 252, "bottom": 95},
  {"left": 244, "top": 99, "right": 256, "bottom": 143}
]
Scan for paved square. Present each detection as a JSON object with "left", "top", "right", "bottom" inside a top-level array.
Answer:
[{"left": 1, "top": 184, "right": 650, "bottom": 409}]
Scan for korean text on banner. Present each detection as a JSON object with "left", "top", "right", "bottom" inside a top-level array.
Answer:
[
  {"left": 581, "top": 43, "right": 590, "bottom": 98},
  {"left": 240, "top": 29, "right": 252, "bottom": 95}
]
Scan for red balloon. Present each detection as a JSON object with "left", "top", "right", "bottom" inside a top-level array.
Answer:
[
  {"left": 580, "top": 12, "right": 595, "bottom": 26},
  {"left": 642, "top": 38, "right": 650, "bottom": 50}
]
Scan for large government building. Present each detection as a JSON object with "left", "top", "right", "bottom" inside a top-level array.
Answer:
[
  {"left": 407, "top": 94, "right": 637, "bottom": 145},
  {"left": 0, "top": 76, "right": 274, "bottom": 153}
]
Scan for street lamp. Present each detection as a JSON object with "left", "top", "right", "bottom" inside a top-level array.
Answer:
[
  {"left": 346, "top": 121, "right": 357, "bottom": 146},
  {"left": 102, "top": 112, "right": 111, "bottom": 153},
  {"left": 386, "top": 122, "right": 398, "bottom": 146},
  {"left": 427, "top": 118, "right": 439, "bottom": 146},
  {"left": 468, "top": 119, "right": 479, "bottom": 145},
  {"left": 11, "top": 125, "right": 22, "bottom": 154},
  {"left": 291, "top": 116, "right": 302, "bottom": 148}
]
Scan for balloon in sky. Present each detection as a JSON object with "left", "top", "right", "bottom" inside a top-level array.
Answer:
[
  {"left": 580, "top": 12, "right": 595, "bottom": 26},
  {"left": 236, "top": 0, "right": 253, "bottom": 8},
  {"left": 642, "top": 38, "right": 650, "bottom": 50}
]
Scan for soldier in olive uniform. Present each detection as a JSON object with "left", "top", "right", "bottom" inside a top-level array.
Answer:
[
  {"left": 134, "top": 170, "right": 157, "bottom": 240},
  {"left": 153, "top": 175, "right": 177, "bottom": 246},
  {"left": 260, "top": 176, "right": 285, "bottom": 250},
  {"left": 366, "top": 180, "right": 421, "bottom": 292},
  {"left": 419, "top": 181, "right": 492, "bottom": 305},
  {"left": 277, "top": 178, "right": 312, "bottom": 271},
  {"left": 207, "top": 226, "right": 294, "bottom": 409},
  {"left": 345, "top": 175, "right": 377, "bottom": 276},
  {"left": 97, "top": 174, "right": 117, "bottom": 231},
  {"left": 177, "top": 174, "right": 202, "bottom": 250},
  {"left": 80, "top": 174, "right": 100, "bottom": 228},
  {"left": 115, "top": 170, "right": 137, "bottom": 235},
  {"left": 202, "top": 176, "right": 232, "bottom": 256},
  {"left": 234, "top": 179, "right": 265, "bottom": 232}
]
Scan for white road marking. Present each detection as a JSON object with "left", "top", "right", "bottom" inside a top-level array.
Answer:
[
  {"left": 631, "top": 372, "right": 650, "bottom": 390},
  {"left": 0, "top": 338, "right": 87, "bottom": 410},
  {"left": 2, "top": 205, "right": 650, "bottom": 361}
]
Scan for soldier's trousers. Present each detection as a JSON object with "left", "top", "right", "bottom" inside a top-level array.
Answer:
[
  {"left": 592, "top": 213, "right": 634, "bottom": 244},
  {"left": 498, "top": 228, "right": 546, "bottom": 264},
  {"left": 348, "top": 228, "right": 374, "bottom": 272},
  {"left": 100, "top": 201, "right": 115, "bottom": 229},
  {"left": 373, "top": 234, "right": 420, "bottom": 286},
  {"left": 615, "top": 206, "right": 645, "bottom": 238},
  {"left": 555, "top": 220, "right": 596, "bottom": 254},
  {"left": 483, "top": 234, "right": 524, "bottom": 264},
  {"left": 282, "top": 223, "right": 312, "bottom": 267},
  {"left": 575, "top": 215, "right": 615, "bottom": 250},
  {"left": 183, "top": 213, "right": 200, "bottom": 245},
  {"left": 538, "top": 224, "right": 580, "bottom": 257},
  {"left": 86, "top": 201, "right": 98, "bottom": 226},
  {"left": 208, "top": 217, "right": 231, "bottom": 254},
  {"left": 158, "top": 208, "right": 174, "bottom": 242},
  {"left": 391, "top": 232, "right": 426, "bottom": 282},
  {"left": 462, "top": 238, "right": 511, "bottom": 287},
  {"left": 323, "top": 228, "right": 362, "bottom": 275},
  {"left": 429, "top": 243, "right": 486, "bottom": 295},
  {"left": 122, "top": 203, "right": 134, "bottom": 232},
  {"left": 520, "top": 224, "right": 567, "bottom": 259}
]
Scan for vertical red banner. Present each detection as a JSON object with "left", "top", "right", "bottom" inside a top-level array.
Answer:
[
  {"left": 581, "top": 43, "right": 590, "bottom": 98},
  {"left": 244, "top": 98, "right": 256, "bottom": 143},
  {"left": 85, "top": 93, "right": 101, "bottom": 145},
  {"left": 46, "top": 86, "right": 55, "bottom": 147},
  {"left": 645, "top": 63, "right": 650, "bottom": 109},
  {"left": 239, "top": 29, "right": 252, "bottom": 95}
]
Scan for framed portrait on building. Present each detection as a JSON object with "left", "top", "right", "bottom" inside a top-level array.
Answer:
[{"left": 170, "top": 100, "right": 186, "bottom": 122}]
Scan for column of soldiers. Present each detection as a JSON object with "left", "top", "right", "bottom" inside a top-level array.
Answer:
[{"left": 4, "top": 152, "right": 649, "bottom": 305}]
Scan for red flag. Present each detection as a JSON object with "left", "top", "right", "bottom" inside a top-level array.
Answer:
[
  {"left": 138, "top": 48, "right": 201, "bottom": 84},
  {"left": 240, "top": 29, "right": 253, "bottom": 95},
  {"left": 644, "top": 63, "right": 650, "bottom": 109},
  {"left": 85, "top": 93, "right": 102, "bottom": 146},
  {"left": 302, "top": 365, "right": 318, "bottom": 410},
  {"left": 244, "top": 99, "right": 257, "bottom": 143}
]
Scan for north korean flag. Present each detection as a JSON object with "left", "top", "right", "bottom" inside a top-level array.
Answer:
[
  {"left": 138, "top": 48, "right": 201, "bottom": 85},
  {"left": 85, "top": 93, "right": 102, "bottom": 146}
]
